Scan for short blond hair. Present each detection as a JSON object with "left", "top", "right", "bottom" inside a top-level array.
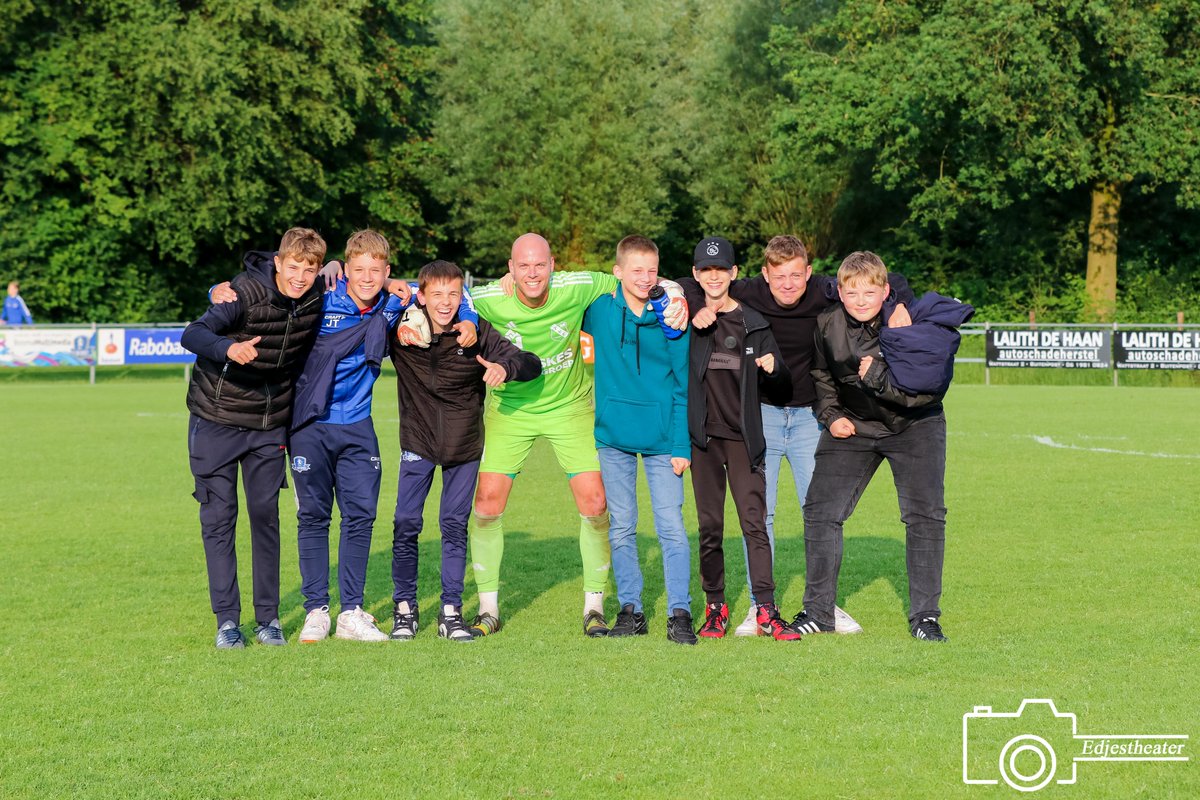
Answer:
[
  {"left": 763, "top": 235, "right": 809, "bottom": 269},
  {"left": 278, "top": 227, "right": 327, "bottom": 266},
  {"left": 837, "top": 251, "right": 888, "bottom": 287},
  {"left": 345, "top": 229, "right": 390, "bottom": 262}
]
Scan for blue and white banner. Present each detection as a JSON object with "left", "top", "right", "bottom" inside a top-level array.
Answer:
[
  {"left": 0, "top": 328, "right": 95, "bottom": 367},
  {"left": 97, "top": 328, "right": 194, "bottom": 365}
]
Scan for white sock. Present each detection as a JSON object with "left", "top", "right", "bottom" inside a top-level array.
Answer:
[
  {"left": 584, "top": 591, "right": 604, "bottom": 616},
  {"left": 443, "top": 605, "right": 460, "bottom": 618},
  {"left": 479, "top": 591, "right": 499, "bottom": 618},
  {"left": 396, "top": 601, "right": 412, "bottom": 615}
]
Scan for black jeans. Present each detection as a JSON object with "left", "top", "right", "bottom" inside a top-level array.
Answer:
[
  {"left": 691, "top": 437, "right": 775, "bottom": 606},
  {"left": 802, "top": 414, "right": 946, "bottom": 628}
]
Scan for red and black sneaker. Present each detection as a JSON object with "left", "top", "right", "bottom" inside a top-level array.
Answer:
[
  {"left": 757, "top": 603, "right": 803, "bottom": 641},
  {"left": 697, "top": 602, "right": 729, "bottom": 639}
]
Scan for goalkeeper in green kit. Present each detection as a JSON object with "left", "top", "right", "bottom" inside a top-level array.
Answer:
[{"left": 467, "top": 233, "right": 688, "bottom": 637}]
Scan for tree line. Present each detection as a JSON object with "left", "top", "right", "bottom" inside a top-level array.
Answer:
[{"left": 3, "top": 0, "right": 1197, "bottom": 324}]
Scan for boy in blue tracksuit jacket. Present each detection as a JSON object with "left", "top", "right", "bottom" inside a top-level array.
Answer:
[
  {"left": 289, "top": 232, "right": 479, "bottom": 643},
  {"left": 582, "top": 235, "right": 697, "bottom": 645}
]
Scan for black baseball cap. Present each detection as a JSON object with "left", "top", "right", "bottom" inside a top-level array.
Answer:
[{"left": 694, "top": 236, "right": 736, "bottom": 269}]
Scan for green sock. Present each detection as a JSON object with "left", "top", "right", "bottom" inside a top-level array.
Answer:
[
  {"left": 471, "top": 512, "right": 504, "bottom": 594},
  {"left": 579, "top": 513, "right": 611, "bottom": 593}
]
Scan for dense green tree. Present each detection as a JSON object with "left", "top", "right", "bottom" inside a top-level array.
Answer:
[
  {"left": 429, "top": 0, "right": 688, "bottom": 273},
  {"left": 769, "top": 0, "right": 1200, "bottom": 319},
  {"left": 0, "top": 0, "right": 433, "bottom": 322}
]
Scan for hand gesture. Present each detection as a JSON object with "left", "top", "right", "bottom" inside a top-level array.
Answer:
[
  {"left": 211, "top": 282, "right": 237, "bottom": 304},
  {"left": 476, "top": 355, "right": 507, "bottom": 387},
  {"left": 226, "top": 336, "right": 261, "bottom": 365},
  {"left": 858, "top": 355, "right": 873, "bottom": 380},
  {"left": 829, "top": 417, "right": 856, "bottom": 438},
  {"left": 670, "top": 457, "right": 690, "bottom": 476},
  {"left": 453, "top": 320, "right": 478, "bottom": 347},
  {"left": 499, "top": 273, "right": 515, "bottom": 297},
  {"left": 755, "top": 353, "right": 776, "bottom": 374},
  {"left": 692, "top": 307, "right": 717, "bottom": 330}
]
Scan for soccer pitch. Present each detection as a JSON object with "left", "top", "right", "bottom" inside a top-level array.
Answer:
[{"left": 1, "top": 379, "right": 1195, "bottom": 798}]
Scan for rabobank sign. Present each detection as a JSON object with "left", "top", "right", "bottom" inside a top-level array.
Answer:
[
  {"left": 97, "top": 328, "right": 195, "bottom": 365},
  {"left": 126, "top": 328, "right": 194, "bottom": 364}
]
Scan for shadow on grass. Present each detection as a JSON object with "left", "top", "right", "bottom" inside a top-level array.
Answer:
[
  {"left": 281, "top": 529, "right": 594, "bottom": 631},
  {"left": 773, "top": 534, "right": 909, "bottom": 619}
]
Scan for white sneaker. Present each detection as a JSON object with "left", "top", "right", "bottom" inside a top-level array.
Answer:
[
  {"left": 335, "top": 606, "right": 389, "bottom": 642},
  {"left": 299, "top": 605, "right": 331, "bottom": 643},
  {"left": 834, "top": 605, "right": 864, "bottom": 634},
  {"left": 733, "top": 605, "right": 761, "bottom": 637}
]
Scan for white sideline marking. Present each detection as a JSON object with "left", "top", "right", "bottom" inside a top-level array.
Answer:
[{"left": 1032, "top": 435, "right": 1200, "bottom": 460}]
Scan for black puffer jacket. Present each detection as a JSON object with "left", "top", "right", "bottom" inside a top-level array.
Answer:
[
  {"left": 184, "top": 251, "right": 323, "bottom": 430},
  {"left": 687, "top": 303, "right": 790, "bottom": 469},
  {"left": 390, "top": 315, "right": 541, "bottom": 466},
  {"left": 812, "top": 305, "right": 943, "bottom": 438}
]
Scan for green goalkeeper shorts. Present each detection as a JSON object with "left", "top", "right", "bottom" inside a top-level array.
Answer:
[{"left": 480, "top": 402, "right": 600, "bottom": 476}]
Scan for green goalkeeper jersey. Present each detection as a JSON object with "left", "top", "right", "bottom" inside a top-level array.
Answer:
[{"left": 472, "top": 271, "right": 618, "bottom": 414}]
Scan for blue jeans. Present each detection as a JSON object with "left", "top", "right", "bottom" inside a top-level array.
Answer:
[
  {"left": 597, "top": 448, "right": 691, "bottom": 614},
  {"left": 741, "top": 404, "right": 820, "bottom": 604}
]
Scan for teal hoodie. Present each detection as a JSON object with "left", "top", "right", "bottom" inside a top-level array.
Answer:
[{"left": 583, "top": 288, "right": 690, "bottom": 459}]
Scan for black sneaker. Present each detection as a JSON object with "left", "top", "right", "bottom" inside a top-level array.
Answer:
[
  {"left": 912, "top": 616, "right": 948, "bottom": 642},
  {"left": 391, "top": 601, "right": 419, "bottom": 640},
  {"left": 788, "top": 610, "right": 835, "bottom": 636},
  {"left": 253, "top": 618, "right": 287, "bottom": 646},
  {"left": 666, "top": 609, "right": 697, "bottom": 645},
  {"left": 583, "top": 610, "right": 610, "bottom": 637},
  {"left": 215, "top": 621, "right": 245, "bottom": 650},
  {"left": 438, "top": 608, "right": 475, "bottom": 643},
  {"left": 609, "top": 604, "right": 648, "bottom": 637}
]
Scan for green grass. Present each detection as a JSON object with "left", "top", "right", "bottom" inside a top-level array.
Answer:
[{"left": 0, "top": 381, "right": 1196, "bottom": 798}]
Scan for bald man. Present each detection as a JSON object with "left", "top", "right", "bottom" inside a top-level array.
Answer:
[{"left": 467, "top": 233, "right": 683, "bottom": 637}]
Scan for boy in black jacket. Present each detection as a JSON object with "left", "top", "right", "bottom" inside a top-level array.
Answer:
[
  {"left": 793, "top": 251, "right": 950, "bottom": 642},
  {"left": 389, "top": 260, "right": 542, "bottom": 642},
  {"left": 686, "top": 237, "right": 800, "bottom": 641},
  {"left": 181, "top": 227, "right": 326, "bottom": 649}
]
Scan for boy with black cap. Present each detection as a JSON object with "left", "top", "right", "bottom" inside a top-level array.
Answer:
[{"left": 687, "top": 236, "right": 801, "bottom": 641}]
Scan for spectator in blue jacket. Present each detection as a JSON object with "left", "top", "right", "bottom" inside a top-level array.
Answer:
[
  {"left": 582, "top": 235, "right": 697, "bottom": 645},
  {"left": 3, "top": 281, "right": 33, "bottom": 325}
]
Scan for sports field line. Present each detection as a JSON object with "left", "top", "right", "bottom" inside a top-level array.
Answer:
[{"left": 1031, "top": 435, "right": 1200, "bottom": 459}]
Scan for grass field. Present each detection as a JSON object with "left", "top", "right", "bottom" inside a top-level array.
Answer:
[{"left": 1, "top": 379, "right": 1196, "bottom": 799}]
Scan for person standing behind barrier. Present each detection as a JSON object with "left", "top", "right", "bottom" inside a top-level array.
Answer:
[
  {"left": 181, "top": 228, "right": 326, "bottom": 649},
  {"left": 583, "top": 235, "right": 697, "bottom": 645},
  {"left": 793, "top": 251, "right": 950, "bottom": 642},
  {"left": 679, "top": 235, "right": 914, "bottom": 636},
  {"left": 3, "top": 281, "right": 33, "bottom": 325}
]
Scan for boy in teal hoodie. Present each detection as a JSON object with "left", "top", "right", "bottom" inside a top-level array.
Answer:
[{"left": 583, "top": 235, "right": 696, "bottom": 645}]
